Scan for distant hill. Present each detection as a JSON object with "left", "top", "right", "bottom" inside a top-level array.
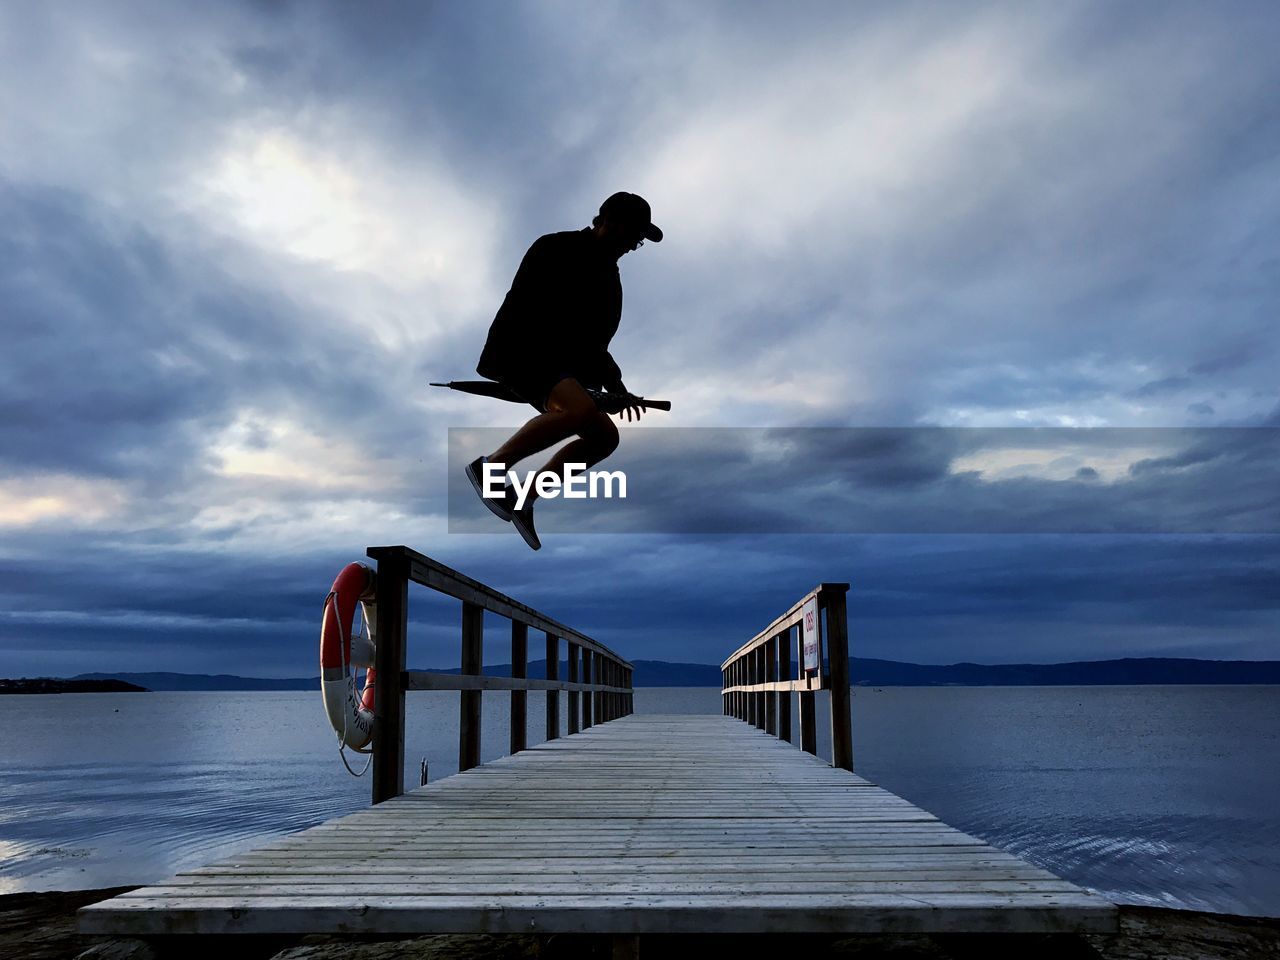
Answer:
[
  {"left": 849, "top": 656, "right": 1280, "bottom": 686},
  {"left": 69, "top": 662, "right": 719, "bottom": 690},
  {"left": 73, "top": 672, "right": 316, "bottom": 691},
  {"left": 68, "top": 657, "right": 1280, "bottom": 690},
  {"left": 2, "top": 677, "right": 147, "bottom": 694}
]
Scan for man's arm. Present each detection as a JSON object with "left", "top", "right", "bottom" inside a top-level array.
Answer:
[
  {"left": 591, "top": 352, "right": 646, "bottom": 421},
  {"left": 597, "top": 349, "right": 623, "bottom": 393}
]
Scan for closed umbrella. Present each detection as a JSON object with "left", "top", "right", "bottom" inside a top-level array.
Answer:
[{"left": 430, "top": 381, "right": 670, "bottom": 414}]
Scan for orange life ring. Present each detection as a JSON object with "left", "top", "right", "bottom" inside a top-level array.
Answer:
[{"left": 320, "top": 562, "right": 377, "bottom": 750}]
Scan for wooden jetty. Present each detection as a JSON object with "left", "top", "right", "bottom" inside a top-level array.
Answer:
[{"left": 80, "top": 547, "right": 1116, "bottom": 947}]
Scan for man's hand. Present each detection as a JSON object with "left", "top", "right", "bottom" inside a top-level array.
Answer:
[{"left": 608, "top": 380, "right": 644, "bottom": 422}]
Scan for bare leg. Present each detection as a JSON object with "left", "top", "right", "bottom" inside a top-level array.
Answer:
[
  {"left": 537, "top": 427, "right": 617, "bottom": 476},
  {"left": 488, "top": 379, "right": 617, "bottom": 471},
  {"left": 489, "top": 379, "right": 620, "bottom": 508}
]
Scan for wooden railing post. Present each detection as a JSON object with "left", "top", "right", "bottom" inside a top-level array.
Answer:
[
  {"left": 755, "top": 646, "right": 767, "bottom": 731},
  {"left": 626, "top": 666, "right": 633, "bottom": 716},
  {"left": 594, "top": 656, "right": 604, "bottom": 723},
  {"left": 753, "top": 650, "right": 760, "bottom": 726},
  {"left": 601, "top": 660, "right": 608, "bottom": 722},
  {"left": 372, "top": 551, "right": 408, "bottom": 804},
  {"left": 736, "top": 658, "right": 743, "bottom": 720},
  {"left": 510, "top": 621, "right": 527, "bottom": 755},
  {"left": 737, "top": 659, "right": 744, "bottom": 720},
  {"left": 778, "top": 631, "right": 792, "bottom": 745},
  {"left": 459, "top": 601, "right": 483, "bottom": 772},
  {"left": 765, "top": 635, "right": 778, "bottom": 736},
  {"left": 825, "top": 587, "right": 853, "bottom": 771},
  {"left": 545, "top": 632, "right": 559, "bottom": 741},
  {"left": 567, "top": 643, "right": 580, "bottom": 735},
  {"left": 604, "top": 660, "right": 614, "bottom": 721},
  {"left": 582, "top": 649, "right": 593, "bottom": 730},
  {"left": 798, "top": 622, "right": 817, "bottom": 756},
  {"left": 737, "top": 660, "right": 747, "bottom": 721}
]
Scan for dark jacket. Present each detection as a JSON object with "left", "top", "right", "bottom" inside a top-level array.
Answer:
[{"left": 477, "top": 229, "right": 623, "bottom": 389}]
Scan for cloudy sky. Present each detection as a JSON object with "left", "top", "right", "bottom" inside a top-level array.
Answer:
[{"left": 2, "top": 1, "right": 1277, "bottom": 678}]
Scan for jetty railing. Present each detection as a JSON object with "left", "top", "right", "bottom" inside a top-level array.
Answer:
[
  {"left": 366, "top": 545, "right": 634, "bottom": 803},
  {"left": 720, "top": 582, "right": 852, "bottom": 771}
]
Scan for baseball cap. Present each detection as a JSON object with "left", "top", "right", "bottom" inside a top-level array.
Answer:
[{"left": 599, "top": 192, "right": 663, "bottom": 242}]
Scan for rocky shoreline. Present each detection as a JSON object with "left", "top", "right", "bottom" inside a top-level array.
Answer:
[{"left": 4, "top": 888, "right": 1279, "bottom": 960}]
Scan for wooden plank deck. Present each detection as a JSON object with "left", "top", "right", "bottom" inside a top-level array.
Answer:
[{"left": 79, "top": 715, "right": 1116, "bottom": 937}]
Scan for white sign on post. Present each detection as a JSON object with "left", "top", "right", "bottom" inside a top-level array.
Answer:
[{"left": 801, "top": 598, "right": 820, "bottom": 672}]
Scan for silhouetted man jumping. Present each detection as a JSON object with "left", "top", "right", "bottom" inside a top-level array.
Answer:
[{"left": 466, "top": 192, "right": 663, "bottom": 550}]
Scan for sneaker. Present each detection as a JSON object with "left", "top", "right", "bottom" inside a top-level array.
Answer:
[
  {"left": 465, "top": 456, "right": 513, "bottom": 522},
  {"left": 511, "top": 504, "right": 541, "bottom": 551}
]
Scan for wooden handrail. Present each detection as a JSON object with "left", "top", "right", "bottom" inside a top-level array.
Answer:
[
  {"left": 402, "top": 673, "right": 632, "bottom": 693},
  {"left": 367, "top": 545, "right": 634, "bottom": 803},
  {"left": 369, "top": 545, "right": 631, "bottom": 665},
  {"left": 719, "top": 582, "right": 852, "bottom": 771},
  {"left": 720, "top": 582, "right": 848, "bottom": 667}
]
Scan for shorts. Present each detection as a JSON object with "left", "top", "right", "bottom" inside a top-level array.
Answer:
[{"left": 498, "top": 369, "right": 578, "bottom": 413}]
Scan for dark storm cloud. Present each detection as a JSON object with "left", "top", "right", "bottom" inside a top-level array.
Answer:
[
  {"left": 1132, "top": 376, "right": 1194, "bottom": 399},
  {"left": 449, "top": 428, "right": 1280, "bottom": 534},
  {"left": 13, "top": 530, "right": 1272, "bottom": 674},
  {"left": 447, "top": 534, "right": 1280, "bottom": 666},
  {"left": 1, "top": 1, "right": 1278, "bottom": 676}
]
